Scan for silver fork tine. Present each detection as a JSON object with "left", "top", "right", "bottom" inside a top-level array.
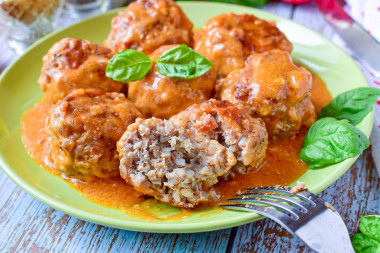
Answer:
[
  {"left": 220, "top": 204, "right": 297, "bottom": 233},
  {"left": 247, "top": 187, "right": 316, "bottom": 205},
  {"left": 228, "top": 197, "right": 300, "bottom": 219},
  {"left": 237, "top": 193, "right": 308, "bottom": 213},
  {"left": 296, "top": 190, "right": 323, "bottom": 205}
]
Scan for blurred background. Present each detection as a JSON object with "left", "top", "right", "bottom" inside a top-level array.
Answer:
[
  {"left": 0, "top": 0, "right": 303, "bottom": 56},
  {"left": 0, "top": 0, "right": 129, "bottom": 54},
  {"left": 1, "top": 0, "right": 378, "bottom": 77}
]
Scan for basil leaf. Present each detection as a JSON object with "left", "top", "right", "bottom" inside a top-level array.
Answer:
[
  {"left": 319, "top": 87, "right": 380, "bottom": 125},
  {"left": 351, "top": 233, "right": 380, "bottom": 253},
  {"left": 351, "top": 215, "right": 380, "bottom": 253},
  {"left": 156, "top": 45, "right": 212, "bottom": 79},
  {"left": 106, "top": 49, "right": 152, "bottom": 82},
  {"left": 299, "top": 117, "right": 370, "bottom": 169},
  {"left": 360, "top": 215, "right": 380, "bottom": 243}
]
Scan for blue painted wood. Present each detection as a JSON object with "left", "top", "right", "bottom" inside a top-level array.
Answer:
[
  {"left": 0, "top": 170, "right": 17, "bottom": 210},
  {"left": 291, "top": 0, "right": 335, "bottom": 38},
  {"left": 0, "top": 184, "right": 231, "bottom": 252},
  {"left": 128, "top": 230, "right": 231, "bottom": 253},
  {"left": 260, "top": 1, "right": 293, "bottom": 18}
]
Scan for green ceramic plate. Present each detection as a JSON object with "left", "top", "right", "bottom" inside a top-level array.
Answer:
[{"left": 0, "top": 2, "right": 373, "bottom": 233}]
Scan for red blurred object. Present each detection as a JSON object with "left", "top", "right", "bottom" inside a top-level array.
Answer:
[
  {"left": 280, "top": 0, "right": 312, "bottom": 4},
  {"left": 315, "top": 0, "right": 352, "bottom": 21}
]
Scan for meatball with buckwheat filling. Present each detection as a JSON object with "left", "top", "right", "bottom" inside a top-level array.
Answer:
[
  {"left": 117, "top": 118, "right": 237, "bottom": 208},
  {"left": 195, "top": 13, "right": 292, "bottom": 78},
  {"left": 104, "top": 0, "right": 193, "bottom": 55},
  {"left": 218, "top": 49, "right": 316, "bottom": 138},
  {"left": 39, "top": 38, "right": 123, "bottom": 104},
  {"left": 46, "top": 89, "right": 143, "bottom": 181},
  {"left": 171, "top": 99, "right": 268, "bottom": 176}
]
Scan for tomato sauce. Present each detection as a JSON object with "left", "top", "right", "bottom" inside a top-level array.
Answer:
[{"left": 21, "top": 71, "right": 332, "bottom": 220}]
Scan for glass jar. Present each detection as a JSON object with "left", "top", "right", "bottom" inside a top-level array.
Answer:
[
  {"left": 64, "top": 0, "right": 110, "bottom": 19},
  {"left": 0, "top": 0, "right": 64, "bottom": 54}
]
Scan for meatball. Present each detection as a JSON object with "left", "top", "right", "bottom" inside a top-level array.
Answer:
[
  {"left": 39, "top": 38, "right": 123, "bottom": 104},
  {"left": 218, "top": 49, "right": 316, "bottom": 138},
  {"left": 104, "top": 0, "right": 193, "bottom": 54},
  {"left": 128, "top": 45, "right": 216, "bottom": 119},
  {"left": 171, "top": 99, "right": 268, "bottom": 175},
  {"left": 117, "top": 118, "right": 236, "bottom": 208},
  {"left": 46, "top": 89, "right": 143, "bottom": 180},
  {"left": 195, "top": 13, "right": 293, "bottom": 77}
]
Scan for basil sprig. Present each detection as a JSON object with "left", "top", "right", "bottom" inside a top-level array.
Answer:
[
  {"left": 156, "top": 45, "right": 212, "bottom": 79},
  {"left": 106, "top": 45, "right": 212, "bottom": 82},
  {"left": 351, "top": 215, "right": 380, "bottom": 253},
  {"left": 299, "top": 118, "right": 369, "bottom": 169},
  {"left": 319, "top": 87, "right": 380, "bottom": 125}
]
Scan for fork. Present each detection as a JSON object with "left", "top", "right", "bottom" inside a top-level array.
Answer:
[{"left": 220, "top": 186, "right": 355, "bottom": 253}]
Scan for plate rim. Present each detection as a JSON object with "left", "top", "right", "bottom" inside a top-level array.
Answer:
[{"left": 0, "top": 2, "right": 373, "bottom": 233}]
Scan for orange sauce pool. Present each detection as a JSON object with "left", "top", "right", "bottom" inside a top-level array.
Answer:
[{"left": 21, "top": 71, "right": 332, "bottom": 221}]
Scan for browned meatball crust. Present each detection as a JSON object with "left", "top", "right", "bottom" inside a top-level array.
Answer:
[
  {"left": 218, "top": 49, "right": 316, "bottom": 138},
  {"left": 104, "top": 0, "right": 194, "bottom": 54},
  {"left": 171, "top": 99, "right": 268, "bottom": 175},
  {"left": 128, "top": 45, "right": 216, "bottom": 119},
  {"left": 46, "top": 89, "right": 143, "bottom": 180},
  {"left": 117, "top": 118, "right": 236, "bottom": 208},
  {"left": 39, "top": 38, "right": 123, "bottom": 104},
  {"left": 195, "top": 13, "right": 293, "bottom": 77}
]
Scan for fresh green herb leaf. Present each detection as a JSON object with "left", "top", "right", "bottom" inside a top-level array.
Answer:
[
  {"left": 156, "top": 45, "right": 212, "bottom": 79},
  {"left": 360, "top": 216, "right": 380, "bottom": 243},
  {"left": 299, "top": 117, "right": 370, "bottom": 169},
  {"left": 351, "top": 215, "right": 380, "bottom": 253},
  {"left": 351, "top": 233, "right": 380, "bottom": 253},
  {"left": 106, "top": 49, "right": 152, "bottom": 82},
  {"left": 319, "top": 87, "right": 380, "bottom": 125}
]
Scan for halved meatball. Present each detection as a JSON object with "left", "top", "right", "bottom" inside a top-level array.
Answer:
[
  {"left": 127, "top": 45, "right": 216, "bottom": 119},
  {"left": 171, "top": 99, "right": 268, "bottom": 175},
  {"left": 104, "top": 0, "right": 193, "bottom": 54},
  {"left": 46, "top": 89, "right": 143, "bottom": 181},
  {"left": 39, "top": 38, "right": 123, "bottom": 104},
  {"left": 117, "top": 118, "right": 236, "bottom": 208},
  {"left": 195, "top": 13, "right": 293, "bottom": 77},
  {"left": 218, "top": 49, "right": 316, "bottom": 138}
]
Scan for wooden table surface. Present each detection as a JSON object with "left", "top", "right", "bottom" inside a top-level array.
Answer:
[{"left": 0, "top": 1, "right": 379, "bottom": 252}]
